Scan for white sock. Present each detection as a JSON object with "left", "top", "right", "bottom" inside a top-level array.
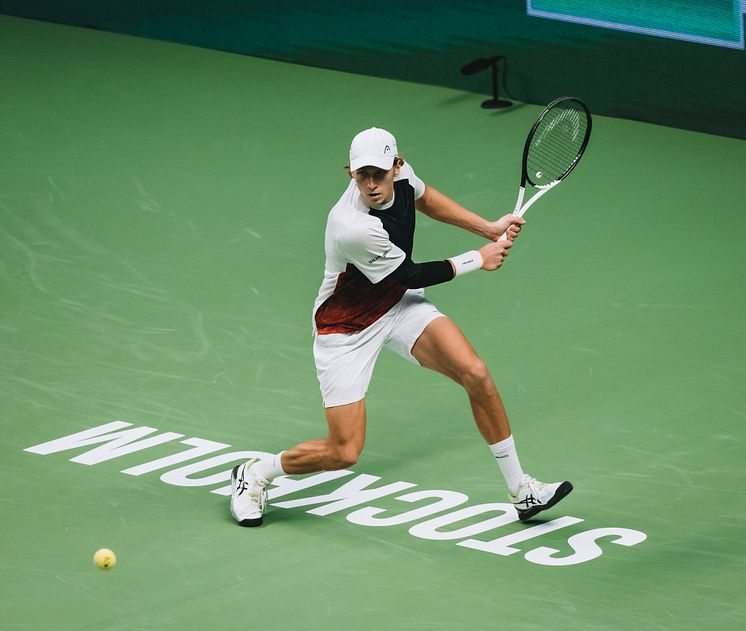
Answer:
[
  {"left": 489, "top": 435, "right": 524, "bottom": 496},
  {"left": 252, "top": 451, "right": 286, "bottom": 484}
]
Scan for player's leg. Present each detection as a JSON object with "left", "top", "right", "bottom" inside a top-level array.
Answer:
[
  {"left": 280, "top": 399, "right": 367, "bottom": 473},
  {"left": 410, "top": 315, "right": 573, "bottom": 521},
  {"left": 410, "top": 316, "right": 510, "bottom": 444},
  {"left": 231, "top": 320, "right": 384, "bottom": 527},
  {"left": 230, "top": 400, "right": 366, "bottom": 527}
]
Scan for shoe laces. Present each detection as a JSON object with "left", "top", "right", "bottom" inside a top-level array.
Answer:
[
  {"left": 521, "top": 474, "right": 545, "bottom": 493},
  {"left": 237, "top": 465, "right": 267, "bottom": 507},
  {"left": 510, "top": 475, "right": 545, "bottom": 503}
]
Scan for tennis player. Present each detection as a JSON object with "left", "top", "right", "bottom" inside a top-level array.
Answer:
[{"left": 231, "top": 127, "right": 572, "bottom": 526}]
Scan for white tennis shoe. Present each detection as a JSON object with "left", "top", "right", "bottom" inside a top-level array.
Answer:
[
  {"left": 230, "top": 458, "right": 268, "bottom": 527},
  {"left": 509, "top": 474, "right": 573, "bottom": 521}
]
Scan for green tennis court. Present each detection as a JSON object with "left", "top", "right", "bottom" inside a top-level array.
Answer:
[{"left": 2, "top": 15, "right": 745, "bottom": 630}]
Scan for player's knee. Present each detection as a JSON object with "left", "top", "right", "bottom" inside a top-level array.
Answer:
[
  {"left": 461, "top": 359, "right": 494, "bottom": 393},
  {"left": 331, "top": 454, "right": 358, "bottom": 469},
  {"left": 329, "top": 446, "right": 359, "bottom": 469}
]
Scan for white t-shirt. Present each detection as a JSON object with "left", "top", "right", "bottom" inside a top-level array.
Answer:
[{"left": 313, "top": 162, "right": 425, "bottom": 335}]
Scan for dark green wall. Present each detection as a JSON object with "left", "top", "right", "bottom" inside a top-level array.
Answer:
[{"left": 2, "top": 0, "right": 744, "bottom": 138}]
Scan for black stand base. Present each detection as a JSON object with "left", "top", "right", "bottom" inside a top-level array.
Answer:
[
  {"left": 462, "top": 55, "right": 513, "bottom": 111},
  {"left": 481, "top": 98, "right": 513, "bottom": 109}
]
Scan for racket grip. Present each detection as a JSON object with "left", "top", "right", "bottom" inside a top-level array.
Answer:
[{"left": 499, "top": 187, "right": 525, "bottom": 241}]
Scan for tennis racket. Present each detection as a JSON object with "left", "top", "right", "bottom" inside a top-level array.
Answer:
[{"left": 499, "top": 96, "right": 592, "bottom": 241}]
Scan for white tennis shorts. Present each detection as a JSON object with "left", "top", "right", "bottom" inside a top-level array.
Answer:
[{"left": 313, "top": 289, "right": 445, "bottom": 407}]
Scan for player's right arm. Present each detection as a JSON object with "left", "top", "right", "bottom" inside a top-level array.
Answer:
[{"left": 416, "top": 185, "right": 525, "bottom": 242}]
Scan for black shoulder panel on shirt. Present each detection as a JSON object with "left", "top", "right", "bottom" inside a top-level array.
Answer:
[{"left": 368, "top": 179, "right": 416, "bottom": 256}]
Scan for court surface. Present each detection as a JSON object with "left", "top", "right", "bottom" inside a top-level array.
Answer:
[{"left": 2, "top": 15, "right": 745, "bottom": 630}]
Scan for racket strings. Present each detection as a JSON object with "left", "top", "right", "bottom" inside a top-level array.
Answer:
[{"left": 527, "top": 103, "right": 589, "bottom": 185}]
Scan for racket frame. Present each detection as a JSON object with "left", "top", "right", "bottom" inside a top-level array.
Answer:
[{"left": 499, "top": 96, "right": 591, "bottom": 240}]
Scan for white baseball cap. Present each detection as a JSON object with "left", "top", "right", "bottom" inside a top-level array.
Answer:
[{"left": 349, "top": 127, "right": 398, "bottom": 171}]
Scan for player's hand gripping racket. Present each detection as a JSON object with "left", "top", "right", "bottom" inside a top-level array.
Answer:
[{"left": 499, "top": 96, "right": 592, "bottom": 241}]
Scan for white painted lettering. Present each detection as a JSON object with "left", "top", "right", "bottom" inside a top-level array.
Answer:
[
  {"left": 523, "top": 527, "right": 647, "bottom": 566},
  {"left": 273, "top": 474, "right": 416, "bottom": 516},
  {"left": 347, "top": 489, "right": 469, "bottom": 527},
  {"left": 24, "top": 420, "right": 184, "bottom": 465},
  {"left": 458, "top": 516, "right": 584, "bottom": 556},
  {"left": 23, "top": 422, "right": 649, "bottom": 567},
  {"left": 24, "top": 421, "right": 133, "bottom": 454},
  {"left": 160, "top": 450, "right": 273, "bottom": 489},
  {"left": 121, "top": 438, "right": 231, "bottom": 476},
  {"left": 409, "top": 503, "right": 518, "bottom": 541},
  {"left": 268, "top": 470, "right": 356, "bottom": 500}
]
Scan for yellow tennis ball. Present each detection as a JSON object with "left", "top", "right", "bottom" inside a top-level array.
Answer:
[{"left": 93, "top": 548, "right": 116, "bottom": 570}]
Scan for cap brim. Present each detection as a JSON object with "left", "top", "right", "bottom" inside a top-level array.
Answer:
[{"left": 349, "top": 154, "right": 395, "bottom": 172}]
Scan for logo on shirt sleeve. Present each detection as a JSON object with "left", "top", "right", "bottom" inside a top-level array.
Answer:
[{"left": 368, "top": 244, "right": 393, "bottom": 265}]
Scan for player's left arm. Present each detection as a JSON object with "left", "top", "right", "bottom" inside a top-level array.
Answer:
[{"left": 415, "top": 184, "right": 524, "bottom": 242}]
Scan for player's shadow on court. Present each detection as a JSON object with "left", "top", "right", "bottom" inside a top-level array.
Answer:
[{"left": 222, "top": 506, "right": 311, "bottom": 527}]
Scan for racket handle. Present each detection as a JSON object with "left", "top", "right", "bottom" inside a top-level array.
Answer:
[
  {"left": 499, "top": 183, "right": 558, "bottom": 240},
  {"left": 498, "top": 187, "right": 525, "bottom": 242},
  {"left": 512, "top": 187, "right": 525, "bottom": 215}
]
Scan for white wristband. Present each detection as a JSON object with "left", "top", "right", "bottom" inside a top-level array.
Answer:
[{"left": 449, "top": 250, "right": 483, "bottom": 276}]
